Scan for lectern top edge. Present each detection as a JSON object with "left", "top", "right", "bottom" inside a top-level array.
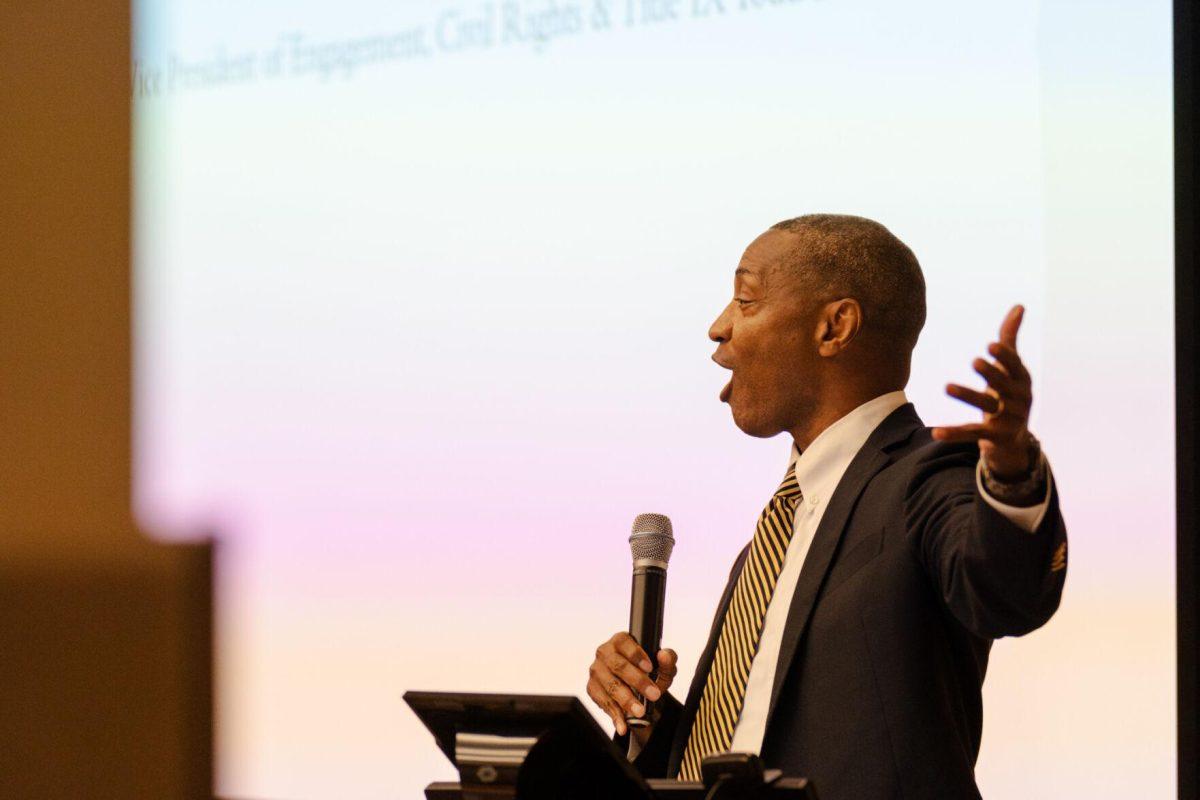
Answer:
[{"left": 403, "top": 691, "right": 605, "bottom": 765}]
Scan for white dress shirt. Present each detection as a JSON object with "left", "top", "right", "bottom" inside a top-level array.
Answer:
[{"left": 727, "top": 390, "right": 1053, "bottom": 754}]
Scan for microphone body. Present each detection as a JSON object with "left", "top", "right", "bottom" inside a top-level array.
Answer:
[
  {"left": 626, "top": 513, "right": 674, "bottom": 728},
  {"left": 629, "top": 565, "right": 667, "bottom": 670}
]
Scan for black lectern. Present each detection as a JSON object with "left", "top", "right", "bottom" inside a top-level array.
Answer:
[{"left": 404, "top": 691, "right": 816, "bottom": 800}]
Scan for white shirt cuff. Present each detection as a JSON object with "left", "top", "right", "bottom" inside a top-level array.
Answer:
[{"left": 975, "top": 453, "right": 1053, "bottom": 533}]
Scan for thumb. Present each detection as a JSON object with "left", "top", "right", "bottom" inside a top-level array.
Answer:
[{"left": 655, "top": 648, "right": 679, "bottom": 691}]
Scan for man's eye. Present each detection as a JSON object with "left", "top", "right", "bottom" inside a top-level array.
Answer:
[{"left": 735, "top": 298, "right": 753, "bottom": 306}]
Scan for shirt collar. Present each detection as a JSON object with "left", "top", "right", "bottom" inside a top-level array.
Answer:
[{"left": 787, "top": 390, "right": 909, "bottom": 502}]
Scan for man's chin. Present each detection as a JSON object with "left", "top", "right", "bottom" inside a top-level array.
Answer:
[{"left": 729, "top": 405, "right": 783, "bottom": 439}]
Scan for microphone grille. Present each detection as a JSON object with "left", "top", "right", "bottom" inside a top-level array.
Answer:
[{"left": 629, "top": 513, "right": 675, "bottom": 564}]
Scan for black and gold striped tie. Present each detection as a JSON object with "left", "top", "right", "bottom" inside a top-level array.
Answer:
[{"left": 677, "top": 467, "right": 802, "bottom": 780}]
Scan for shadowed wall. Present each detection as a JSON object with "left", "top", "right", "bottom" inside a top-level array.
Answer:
[{"left": 0, "top": 1, "right": 213, "bottom": 796}]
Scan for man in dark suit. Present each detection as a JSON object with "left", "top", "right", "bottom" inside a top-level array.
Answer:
[{"left": 585, "top": 214, "right": 1066, "bottom": 800}]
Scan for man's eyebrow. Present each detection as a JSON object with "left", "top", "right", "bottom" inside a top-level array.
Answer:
[{"left": 735, "top": 267, "right": 755, "bottom": 276}]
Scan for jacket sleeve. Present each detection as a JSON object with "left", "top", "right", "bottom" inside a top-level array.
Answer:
[{"left": 905, "top": 441, "right": 1067, "bottom": 639}]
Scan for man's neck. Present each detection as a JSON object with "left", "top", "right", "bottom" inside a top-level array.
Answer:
[{"left": 790, "top": 387, "right": 903, "bottom": 451}]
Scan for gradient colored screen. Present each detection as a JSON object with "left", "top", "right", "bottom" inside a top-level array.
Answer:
[{"left": 133, "top": 2, "right": 1175, "bottom": 797}]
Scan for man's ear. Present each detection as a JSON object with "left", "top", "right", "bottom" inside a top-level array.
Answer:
[{"left": 815, "top": 298, "right": 863, "bottom": 357}]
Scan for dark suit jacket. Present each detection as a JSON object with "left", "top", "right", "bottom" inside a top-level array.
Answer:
[{"left": 624, "top": 403, "right": 1067, "bottom": 800}]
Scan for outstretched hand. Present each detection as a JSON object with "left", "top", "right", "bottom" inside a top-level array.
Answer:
[{"left": 932, "top": 304, "right": 1037, "bottom": 480}]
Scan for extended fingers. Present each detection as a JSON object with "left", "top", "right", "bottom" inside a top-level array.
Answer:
[
  {"left": 937, "top": 306, "right": 1034, "bottom": 447},
  {"left": 931, "top": 423, "right": 988, "bottom": 443},
  {"left": 932, "top": 412, "right": 1025, "bottom": 443},
  {"left": 987, "top": 342, "right": 1029, "bottom": 384},
  {"left": 972, "top": 358, "right": 1018, "bottom": 396},
  {"left": 945, "top": 383, "right": 1001, "bottom": 414},
  {"left": 999, "top": 304, "right": 1024, "bottom": 349}
]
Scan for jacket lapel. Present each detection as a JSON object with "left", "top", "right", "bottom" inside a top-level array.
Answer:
[
  {"left": 666, "top": 404, "right": 923, "bottom": 773},
  {"left": 763, "top": 403, "right": 924, "bottom": 725}
]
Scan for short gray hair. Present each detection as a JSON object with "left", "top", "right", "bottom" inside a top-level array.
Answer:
[{"left": 770, "top": 214, "right": 927, "bottom": 356}]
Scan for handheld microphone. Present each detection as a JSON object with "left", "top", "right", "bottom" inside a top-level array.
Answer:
[{"left": 626, "top": 513, "right": 675, "bottom": 728}]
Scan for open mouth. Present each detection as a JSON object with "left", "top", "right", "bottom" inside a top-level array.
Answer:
[{"left": 720, "top": 379, "right": 732, "bottom": 403}]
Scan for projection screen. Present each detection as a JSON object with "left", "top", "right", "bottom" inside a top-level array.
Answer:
[{"left": 133, "top": 1, "right": 1175, "bottom": 797}]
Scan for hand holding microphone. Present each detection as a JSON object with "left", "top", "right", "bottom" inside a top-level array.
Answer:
[
  {"left": 587, "top": 634, "right": 677, "bottom": 740},
  {"left": 586, "top": 513, "right": 678, "bottom": 742}
]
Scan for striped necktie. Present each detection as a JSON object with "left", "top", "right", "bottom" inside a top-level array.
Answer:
[{"left": 677, "top": 466, "right": 802, "bottom": 781}]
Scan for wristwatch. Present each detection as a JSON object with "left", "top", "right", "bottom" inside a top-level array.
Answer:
[{"left": 980, "top": 434, "right": 1047, "bottom": 506}]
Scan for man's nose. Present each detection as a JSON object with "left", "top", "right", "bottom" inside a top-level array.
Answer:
[{"left": 709, "top": 302, "right": 733, "bottom": 343}]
